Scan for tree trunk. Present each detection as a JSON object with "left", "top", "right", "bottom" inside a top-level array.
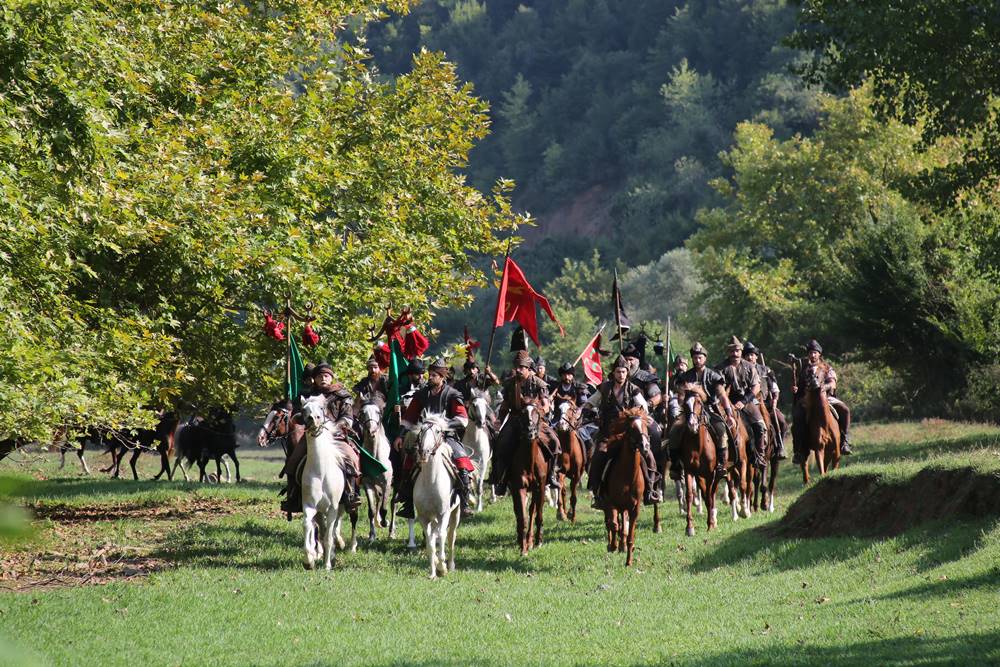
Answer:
[{"left": 0, "top": 439, "right": 19, "bottom": 463}]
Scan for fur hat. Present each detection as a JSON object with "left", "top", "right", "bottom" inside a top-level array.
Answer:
[
  {"left": 806, "top": 339, "right": 823, "bottom": 354},
  {"left": 312, "top": 362, "right": 334, "bottom": 379},
  {"left": 513, "top": 350, "right": 533, "bottom": 368}
]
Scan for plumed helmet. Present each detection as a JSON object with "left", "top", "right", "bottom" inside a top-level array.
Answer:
[
  {"left": 612, "top": 354, "right": 630, "bottom": 370},
  {"left": 513, "top": 350, "right": 533, "bottom": 368},
  {"left": 806, "top": 339, "right": 823, "bottom": 354},
  {"left": 558, "top": 362, "right": 574, "bottom": 375},
  {"left": 428, "top": 357, "right": 449, "bottom": 373},
  {"left": 743, "top": 341, "right": 759, "bottom": 356},
  {"left": 726, "top": 335, "right": 743, "bottom": 353},
  {"left": 690, "top": 342, "right": 708, "bottom": 357}
]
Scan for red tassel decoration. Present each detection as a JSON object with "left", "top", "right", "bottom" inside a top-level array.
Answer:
[
  {"left": 263, "top": 313, "right": 285, "bottom": 341},
  {"left": 302, "top": 323, "right": 320, "bottom": 348}
]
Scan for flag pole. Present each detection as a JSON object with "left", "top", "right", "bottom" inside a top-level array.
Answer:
[
  {"left": 572, "top": 322, "right": 607, "bottom": 367},
  {"left": 484, "top": 237, "right": 513, "bottom": 369},
  {"left": 614, "top": 267, "right": 624, "bottom": 354},
  {"left": 665, "top": 315, "right": 672, "bottom": 388}
]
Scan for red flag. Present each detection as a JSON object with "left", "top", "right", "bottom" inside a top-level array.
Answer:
[
  {"left": 580, "top": 333, "right": 604, "bottom": 386},
  {"left": 493, "top": 257, "right": 562, "bottom": 345}
]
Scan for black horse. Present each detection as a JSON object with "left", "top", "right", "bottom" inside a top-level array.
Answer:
[
  {"left": 172, "top": 409, "right": 241, "bottom": 483},
  {"left": 105, "top": 412, "right": 179, "bottom": 480}
]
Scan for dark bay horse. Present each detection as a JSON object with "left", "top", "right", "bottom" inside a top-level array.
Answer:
[
  {"left": 104, "top": 412, "right": 179, "bottom": 480},
  {"left": 678, "top": 387, "right": 749, "bottom": 535},
  {"left": 801, "top": 364, "right": 841, "bottom": 483},
  {"left": 602, "top": 407, "right": 650, "bottom": 567},
  {"left": 749, "top": 400, "right": 781, "bottom": 513},
  {"left": 553, "top": 400, "right": 585, "bottom": 523},
  {"left": 507, "top": 398, "right": 548, "bottom": 555}
]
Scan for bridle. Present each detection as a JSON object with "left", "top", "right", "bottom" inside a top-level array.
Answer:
[
  {"left": 555, "top": 401, "right": 579, "bottom": 432},
  {"left": 416, "top": 419, "right": 446, "bottom": 463},
  {"left": 262, "top": 407, "right": 291, "bottom": 448}
]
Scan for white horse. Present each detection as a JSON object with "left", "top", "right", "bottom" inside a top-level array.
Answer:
[
  {"left": 300, "top": 395, "right": 357, "bottom": 570},
  {"left": 359, "top": 398, "right": 393, "bottom": 543},
  {"left": 413, "top": 413, "right": 461, "bottom": 579},
  {"left": 462, "top": 390, "right": 493, "bottom": 512}
]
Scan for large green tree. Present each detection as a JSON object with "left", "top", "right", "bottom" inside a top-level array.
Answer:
[{"left": 0, "top": 0, "right": 522, "bottom": 452}]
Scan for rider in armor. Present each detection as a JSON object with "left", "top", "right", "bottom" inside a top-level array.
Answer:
[
  {"left": 667, "top": 343, "right": 737, "bottom": 480},
  {"left": 281, "top": 362, "right": 362, "bottom": 515},
  {"left": 586, "top": 355, "right": 662, "bottom": 508},
  {"left": 743, "top": 341, "right": 787, "bottom": 460},
  {"left": 453, "top": 358, "right": 499, "bottom": 402},
  {"left": 552, "top": 362, "right": 588, "bottom": 409},
  {"left": 715, "top": 336, "right": 768, "bottom": 468},
  {"left": 667, "top": 355, "right": 688, "bottom": 422},
  {"left": 393, "top": 358, "right": 476, "bottom": 519},
  {"left": 488, "top": 350, "right": 560, "bottom": 493},
  {"left": 623, "top": 343, "right": 660, "bottom": 395},
  {"left": 533, "top": 357, "right": 558, "bottom": 394},
  {"left": 791, "top": 339, "right": 853, "bottom": 462}
]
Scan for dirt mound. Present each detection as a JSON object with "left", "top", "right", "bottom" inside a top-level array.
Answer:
[{"left": 776, "top": 467, "right": 1000, "bottom": 538}]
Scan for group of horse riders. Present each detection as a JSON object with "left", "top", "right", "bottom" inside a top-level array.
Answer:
[{"left": 276, "top": 334, "right": 853, "bottom": 520}]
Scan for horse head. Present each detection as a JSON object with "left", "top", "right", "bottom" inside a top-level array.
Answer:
[
  {"left": 360, "top": 398, "right": 383, "bottom": 439},
  {"left": 625, "top": 408, "right": 651, "bottom": 455},
  {"left": 555, "top": 400, "right": 577, "bottom": 434},
  {"left": 302, "top": 395, "right": 330, "bottom": 436},
  {"left": 258, "top": 404, "right": 291, "bottom": 447},
  {"left": 683, "top": 383, "right": 708, "bottom": 435},
  {"left": 468, "top": 390, "right": 490, "bottom": 429},
  {"left": 805, "top": 364, "right": 824, "bottom": 391},
  {"left": 416, "top": 412, "right": 448, "bottom": 465},
  {"left": 520, "top": 398, "right": 541, "bottom": 441}
]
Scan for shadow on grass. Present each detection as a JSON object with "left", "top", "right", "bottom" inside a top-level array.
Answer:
[
  {"left": 675, "top": 627, "right": 1000, "bottom": 666},
  {"left": 858, "top": 432, "right": 1000, "bottom": 465},
  {"left": 13, "top": 476, "right": 279, "bottom": 503},
  {"left": 688, "top": 518, "right": 997, "bottom": 575}
]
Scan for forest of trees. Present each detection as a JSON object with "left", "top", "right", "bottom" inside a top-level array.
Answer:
[{"left": 372, "top": 0, "right": 1000, "bottom": 420}]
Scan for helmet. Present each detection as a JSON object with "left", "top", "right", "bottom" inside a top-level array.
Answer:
[
  {"left": 428, "top": 357, "right": 449, "bottom": 374},
  {"left": 690, "top": 342, "right": 708, "bottom": 357},
  {"left": 806, "top": 339, "right": 823, "bottom": 354},
  {"left": 725, "top": 335, "right": 743, "bottom": 353},
  {"left": 558, "top": 362, "right": 574, "bottom": 375}
]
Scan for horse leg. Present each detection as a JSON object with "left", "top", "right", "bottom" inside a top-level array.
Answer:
[
  {"left": 728, "top": 478, "right": 739, "bottom": 521},
  {"left": 447, "top": 508, "right": 459, "bottom": 572},
  {"left": 606, "top": 508, "right": 618, "bottom": 552},
  {"left": 625, "top": 507, "right": 638, "bottom": 567},
  {"left": 768, "top": 459, "right": 779, "bottom": 512},
  {"left": 570, "top": 474, "right": 579, "bottom": 523},
  {"left": 323, "top": 510, "right": 337, "bottom": 571},
  {"left": 513, "top": 489, "right": 528, "bottom": 555},
  {"left": 129, "top": 448, "right": 141, "bottom": 480},
  {"left": 230, "top": 450, "right": 241, "bottom": 482},
  {"left": 407, "top": 518, "right": 417, "bottom": 549},
  {"left": 425, "top": 519, "right": 439, "bottom": 579},
  {"left": 366, "top": 485, "right": 377, "bottom": 544},
  {"left": 388, "top": 489, "right": 398, "bottom": 539},
  {"left": 59, "top": 448, "right": 67, "bottom": 470},
  {"left": 684, "top": 473, "right": 696, "bottom": 537},
  {"left": 557, "top": 473, "right": 567, "bottom": 521},
  {"left": 653, "top": 499, "right": 661, "bottom": 534},
  {"left": 816, "top": 446, "right": 826, "bottom": 477},
  {"left": 703, "top": 476, "right": 716, "bottom": 532},
  {"left": 151, "top": 443, "right": 167, "bottom": 480},
  {"left": 302, "top": 507, "right": 318, "bottom": 570},
  {"left": 618, "top": 512, "right": 627, "bottom": 553},
  {"left": 533, "top": 483, "right": 545, "bottom": 548},
  {"left": 347, "top": 506, "right": 358, "bottom": 554},
  {"left": 676, "top": 479, "right": 686, "bottom": 516},
  {"left": 78, "top": 448, "right": 91, "bottom": 475}
]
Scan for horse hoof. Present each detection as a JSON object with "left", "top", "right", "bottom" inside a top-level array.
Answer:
[
  {"left": 303, "top": 560, "right": 315, "bottom": 570},
  {"left": 686, "top": 527, "right": 695, "bottom": 537}
]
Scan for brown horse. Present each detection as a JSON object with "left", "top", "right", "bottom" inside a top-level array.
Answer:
[
  {"left": 723, "top": 412, "right": 752, "bottom": 521},
  {"left": 552, "top": 400, "right": 585, "bottom": 523},
  {"left": 506, "top": 398, "right": 548, "bottom": 555},
  {"left": 678, "top": 387, "right": 750, "bottom": 535},
  {"left": 602, "top": 407, "right": 650, "bottom": 567},
  {"left": 749, "top": 400, "right": 782, "bottom": 513},
  {"left": 801, "top": 364, "right": 841, "bottom": 483}
]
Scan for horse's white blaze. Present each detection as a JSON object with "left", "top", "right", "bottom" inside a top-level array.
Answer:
[
  {"left": 414, "top": 415, "right": 461, "bottom": 579},
  {"left": 300, "top": 395, "right": 350, "bottom": 571},
  {"left": 257, "top": 408, "right": 277, "bottom": 447}
]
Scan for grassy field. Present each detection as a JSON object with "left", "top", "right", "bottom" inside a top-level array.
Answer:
[{"left": 2, "top": 421, "right": 1000, "bottom": 666}]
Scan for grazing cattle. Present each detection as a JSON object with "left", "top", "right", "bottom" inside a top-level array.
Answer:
[{"left": 171, "top": 410, "right": 240, "bottom": 483}]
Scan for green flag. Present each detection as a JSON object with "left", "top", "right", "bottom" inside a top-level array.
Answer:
[
  {"left": 384, "top": 339, "right": 408, "bottom": 440},
  {"left": 286, "top": 335, "right": 305, "bottom": 401}
]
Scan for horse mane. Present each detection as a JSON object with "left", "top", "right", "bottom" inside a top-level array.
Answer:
[
  {"left": 682, "top": 383, "right": 708, "bottom": 403},
  {"left": 420, "top": 412, "right": 450, "bottom": 431},
  {"left": 605, "top": 407, "right": 650, "bottom": 446}
]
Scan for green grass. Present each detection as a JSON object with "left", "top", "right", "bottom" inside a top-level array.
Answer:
[{"left": 2, "top": 422, "right": 1000, "bottom": 666}]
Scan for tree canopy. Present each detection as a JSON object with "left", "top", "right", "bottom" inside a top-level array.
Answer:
[{"left": 0, "top": 0, "right": 521, "bottom": 446}]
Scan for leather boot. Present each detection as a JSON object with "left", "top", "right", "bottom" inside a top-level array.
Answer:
[
  {"left": 774, "top": 436, "right": 788, "bottom": 460},
  {"left": 344, "top": 474, "right": 362, "bottom": 511},
  {"left": 841, "top": 432, "right": 853, "bottom": 455},
  {"left": 715, "top": 437, "right": 729, "bottom": 478},
  {"left": 457, "top": 468, "right": 474, "bottom": 518},
  {"left": 279, "top": 479, "right": 301, "bottom": 519},
  {"left": 547, "top": 457, "right": 561, "bottom": 489},
  {"left": 397, "top": 468, "right": 416, "bottom": 519},
  {"left": 669, "top": 447, "right": 683, "bottom": 481},
  {"left": 752, "top": 423, "right": 768, "bottom": 468}
]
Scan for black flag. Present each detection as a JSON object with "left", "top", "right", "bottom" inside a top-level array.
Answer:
[{"left": 611, "top": 269, "right": 631, "bottom": 342}]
